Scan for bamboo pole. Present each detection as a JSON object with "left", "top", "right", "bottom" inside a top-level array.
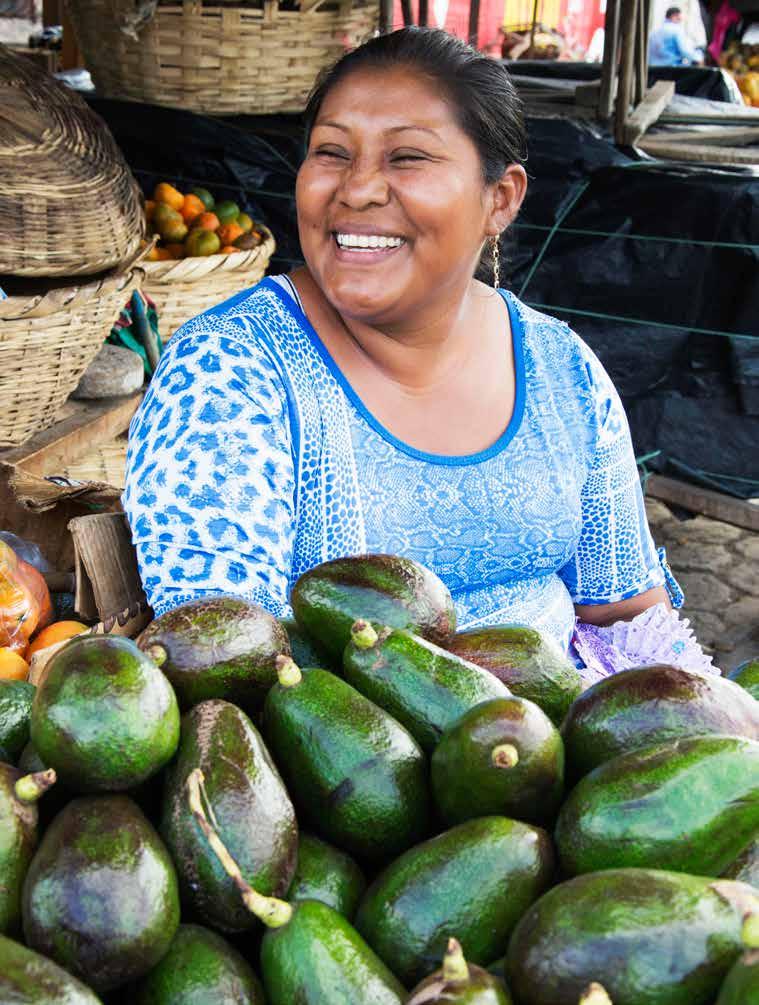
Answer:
[
  {"left": 614, "top": 0, "right": 639, "bottom": 145},
  {"left": 598, "top": 0, "right": 620, "bottom": 121}
]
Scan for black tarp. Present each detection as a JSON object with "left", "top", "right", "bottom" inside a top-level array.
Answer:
[{"left": 88, "top": 98, "right": 759, "bottom": 497}]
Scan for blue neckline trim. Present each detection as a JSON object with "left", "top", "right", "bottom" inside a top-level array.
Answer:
[{"left": 261, "top": 277, "right": 527, "bottom": 468}]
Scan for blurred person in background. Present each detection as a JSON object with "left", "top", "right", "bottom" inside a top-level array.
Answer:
[{"left": 649, "top": 5, "right": 704, "bottom": 65}]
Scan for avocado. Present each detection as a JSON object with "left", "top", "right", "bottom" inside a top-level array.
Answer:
[
  {"left": 161, "top": 699, "right": 297, "bottom": 932},
  {"left": 343, "top": 622, "right": 509, "bottom": 753},
  {"left": 30, "top": 635, "right": 179, "bottom": 793},
  {"left": 729, "top": 659, "right": 759, "bottom": 702},
  {"left": 0, "top": 933, "right": 103, "bottom": 1004},
  {"left": 0, "top": 679, "right": 35, "bottom": 763},
  {"left": 22, "top": 794, "right": 180, "bottom": 992},
  {"left": 355, "top": 815, "right": 555, "bottom": 986},
  {"left": 556, "top": 735, "right": 759, "bottom": 877},
  {"left": 137, "top": 595, "right": 290, "bottom": 712},
  {"left": 561, "top": 664, "right": 759, "bottom": 779},
  {"left": 291, "top": 554, "right": 456, "bottom": 662},
  {"left": 262, "top": 659, "right": 430, "bottom": 864},
  {"left": 431, "top": 696, "right": 564, "bottom": 827},
  {"left": 288, "top": 832, "right": 366, "bottom": 918},
  {"left": 407, "top": 938, "right": 514, "bottom": 1004},
  {"left": 716, "top": 949, "right": 759, "bottom": 1004},
  {"left": 444, "top": 625, "right": 583, "bottom": 726},
  {"left": 505, "top": 869, "right": 759, "bottom": 1005},
  {"left": 722, "top": 838, "right": 759, "bottom": 888},
  {"left": 0, "top": 764, "right": 55, "bottom": 934},
  {"left": 280, "top": 617, "right": 334, "bottom": 671},
  {"left": 131, "top": 924, "right": 265, "bottom": 1005}
]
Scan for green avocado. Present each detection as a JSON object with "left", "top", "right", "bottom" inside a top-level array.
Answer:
[
  {"left": 343, "top": 622, "right": 509, "bottom": 753},
  {"left": 132, "top": 924, "right": 265, "bottom": 1005},
  {"left": 556, "top": 735, "right": 759, "bottom": 877},
  {"left": 280, "top": 617, "right": 333, "bottom": 670},
  {"left": 561, "top": 664, "right": 759, "bottom": 779},
  {"left": 30, "top": 634, "right": 179, "bottom": 792},
  {"left": 722, "top": 838, "right": 759, "bottom": 888},
  {"left": 407, "top": 938, "right": 514, "bottom": 1004},
  {"left": 288, "top": 832, "right": 366, "bottom": 918},
  {"left": 444, "top": 625, "right": 583, "bottom": 726},
  {"left": 505, "top": 869, "right": 759, "bottom": 1005},
  {"left": 161, "top": 699, "right": 297, "bottom": 932},
  {"left": 717, "top": 949, "right": 759, "bottom": 1004},
  {"left": 22, "top": 794, "right": 180, "bottom": 992},
  {"left": 291, "top": 554, "right": 456, "bottom": 662},
  {"left": 729, "top": 659, "right": 759, "bottom": 702},
  {"left": 0, "top": 763, "right": 55, "bottom": 934},
  {"left": 0, "top": 933, "right": 103, "bottom": 1004},
  {"left": 431, "top": 696, "right": 564, "bottom": 827},
  {"left": 260, "top": 899, "right": 405, "bottom": 1005},
  {"left": 137, "top": 595, "right": 290, "bottom": 713},
  {"left": 0, "top": 679, "right": 35, "bottom": 763},
  {"left": 262, "top": 661, "right": 430, "bottom": 863},
  {"left": 355, "top": 816, "right": 555, "bottom": 986}
]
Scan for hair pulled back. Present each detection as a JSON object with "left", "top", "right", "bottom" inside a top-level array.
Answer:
[{"left": 304, "top": 27, "right": 528, "bottom": 185}]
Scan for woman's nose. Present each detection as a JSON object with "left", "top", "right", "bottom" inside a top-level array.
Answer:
[{"left": 338, "top": 159, "right": 390, "bottom": 208}]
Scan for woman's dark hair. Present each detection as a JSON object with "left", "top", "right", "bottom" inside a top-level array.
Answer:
[{"left": 305, "top": 27, "right": 527, "bottom": 181}]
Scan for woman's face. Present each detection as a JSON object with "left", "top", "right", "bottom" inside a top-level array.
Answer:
[{"left": 296, "top": 66, "right": 524, "bottom": 329}]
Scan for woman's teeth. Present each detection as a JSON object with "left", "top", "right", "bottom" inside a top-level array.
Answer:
[{"left": 335, "top": 233, "right": 404, "bottom": 250}]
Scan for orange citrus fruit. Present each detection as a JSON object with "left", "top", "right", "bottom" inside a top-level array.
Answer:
[
  {"left": 185, "top": 229, "right": 221, "bottom": 257},
  {"left": 0, "top": 646, "right": 29, "bottom": 680},
  {"left": 217, "top": 222, "right": 244, "bottom": 246},
  {"left": 193, "top": 212, "right": 220, "bottom": 232},
  {"left": 160, "top": 216, "right": 189, "bottom": 243},
  {"left": 215, "top": 200, "right": 240, "bottom": 225},
  {"left": 180, "top": 194, "right": 206, "bottom": 225},
  {"left": 219, "top": 245, "right": 238, "bottom": 255},
  {"left": 28, "top": 620, "right": 89, "bottom": 656},
  {"left": 153, "top": 182, "right": 185, "bottom": 211},
  {"left": 237, "top": 212, "right": 254, "bottom": 233},
  {"left": 164, "top": 243, "right": 185, "bottom": 260},
  {"left": 144, "top": 199, "right": 157, "bottom": 222}
]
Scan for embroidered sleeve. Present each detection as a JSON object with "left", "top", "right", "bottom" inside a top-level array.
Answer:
[
  {"left": 122, "top": 324, "right": 296, "bottom": 618},
  {"left": 557, "top": 346, "right": 676, "bottom": 606}
]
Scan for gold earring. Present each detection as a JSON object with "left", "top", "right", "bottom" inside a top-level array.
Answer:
[{"left": 492, "top": 235, "right": 500, "bottom": 290}]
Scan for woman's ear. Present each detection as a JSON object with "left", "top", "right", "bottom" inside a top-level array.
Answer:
[{"left": 486, "top": 164, "right": 528, "bottom": 236}]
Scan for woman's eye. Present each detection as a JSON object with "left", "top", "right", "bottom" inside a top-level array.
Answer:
[
  {"left": 391, "top": 152, "right": 427, "bottom": 163},
  {"left": 314, "top": 147, "right": 349, "bottom": 160}
]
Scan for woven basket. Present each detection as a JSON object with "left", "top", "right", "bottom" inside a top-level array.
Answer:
[
  {"left": 144, "top": 226, "right": 276, "bottom": 338},
  {"left": 65, "top": 0, "right": 378, "bottom": 116},
  {"left": 0, "top": 263, "right": 144, "bottom": 447},
  {"left": 0, "top": 44, "right": 144, "bottom": 278}
]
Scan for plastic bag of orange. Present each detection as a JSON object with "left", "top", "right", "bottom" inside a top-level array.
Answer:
[{"left": 0, "top": 541, "right": 53, "bottom": 653}]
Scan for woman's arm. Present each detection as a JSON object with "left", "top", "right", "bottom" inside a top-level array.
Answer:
[{"left": 575, "top": 585, "right": 671, "bottom": 627}]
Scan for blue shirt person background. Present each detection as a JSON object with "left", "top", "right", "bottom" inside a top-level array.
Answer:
[{"left": 649, "top": 6, "right": 703, "bottom": 66}]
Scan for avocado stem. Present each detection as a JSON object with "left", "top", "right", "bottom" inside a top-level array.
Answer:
[
  {"left": 186, "top": 768, "right": 293, "bottom": 929},
  {"left": 579, "top": 983, "right": 613, "bottom": 1005},
  {"left": 743, "top": 912, "right": 759, "bottom": 949},
  {"left": 351, "top": 619, "right": 379, "bottom": 650},
  {"left": 491, "top": 743, "right": 519, "bottom": 769},
  {"left": 275, "top": 654, "right": 302, "bottom": 688},
  {"left": 442, "top": 938, "right": 469, "bottom": 983},
  {"left": 144, "top": 643, "right": 168, "bottom": 669},
  {"left": 14, "top": 769, "right": 57, "bottom": 803}
]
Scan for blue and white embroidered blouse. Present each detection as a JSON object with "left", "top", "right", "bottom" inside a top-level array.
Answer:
[{"left": 123, "top": 277, "right": 676, "bottom": 653}]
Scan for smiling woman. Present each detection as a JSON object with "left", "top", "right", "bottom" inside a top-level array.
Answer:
[{"left": 123, "top": 28, "right": 688, "bottom": 664}]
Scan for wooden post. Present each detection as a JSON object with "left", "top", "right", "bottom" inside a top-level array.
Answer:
[
  {"left": 467, "top": 0, "right": 481, "bottom": 48},
  {"left": 379, "top": 0, "right": 394, "bottom": 32},
  {"left": 598, "top": 0, "right": 620, "bottom": 121},
  {"left": 418, "top": 0, "right": 428, "bottom": 25},
  {"left": 634, "top": 0, "right": 647, "bottom": 105},
  {"left": 529, "top": 0, "right": 540, "bottom": 56},
  {"left": 400, "top": 0, "right": 413, "bottom": 26},
  {"left": 614, "top": 0, "right": 638, "bottom": 145}
]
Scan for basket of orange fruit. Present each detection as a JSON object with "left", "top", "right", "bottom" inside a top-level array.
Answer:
[{"left": 141, "top": 181, "right": 276, "bottom": 340}]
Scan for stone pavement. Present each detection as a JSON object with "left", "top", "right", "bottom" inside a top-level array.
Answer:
[{"left": 645, "top": 497, "right": 759, "bottom": 674}]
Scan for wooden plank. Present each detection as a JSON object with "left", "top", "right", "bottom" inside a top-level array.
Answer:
[
  {"left": 418, "top": 0, "right": 428, "bottom": 26},
  {"left": 643, "top": 126, "right": 759, "bottom": 147},
  {"left": 661, "top": 107, "right": 759, "bottom": 125},
  {"left": 624, "top": 80, "right": 675, "bottom": 145},
  {"left": 637, "top": 138, "right": 759, "bottom": 165},
  {"left": 467, "top": 0, "right": 481, "bottom": 48},
  {"left": 646, "top": 475, "right": 759, "bottom": 533},
  {"left": 599, "top": 0, "right": 620, "bottom": 120},
  {"left": 379, "top": 0, "right": 394, "bottom": 32},
  {"left": 614, "top": 0, "right": 638, "bottom": 145},
  {"left": 634, "top": 0, "right": 647, "bottom": 106},
  {"left": 0, "top": 393, "right": 142, "bottom": 477}
]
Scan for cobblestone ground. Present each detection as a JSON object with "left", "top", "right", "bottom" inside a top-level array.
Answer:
[{"left": 645, "top": 498, "right": 759, "bottom": 674}]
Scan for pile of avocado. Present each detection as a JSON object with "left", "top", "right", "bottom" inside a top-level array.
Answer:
[{"left": 1, "top": 553, "right": 759, "bottom": 1005}]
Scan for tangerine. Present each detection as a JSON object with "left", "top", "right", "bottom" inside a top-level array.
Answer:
[
  {"left": 185, "top": 229, "right": 221, "bottom": 257},
  {"left": 153, "top": 202, "right": 179, "bottom": 230},
  {"left": 237, "top": 212, "right": 254, "bottom": 233},
  {"left": 164, "top": 243, "right": 186, "bottom": 260},
  {"left": 160, "top": 216, "right": 189, "bottom": 243},
  {"left": 219, "top": 245, "right": 238, "bottom": 255},
  {"left": 217, "top": 222, "right": 244, "bottom": 246},
  {"left": 29, "top": 620, "right": 89, "bottom": 656},
  {"left": 193, "top": 212, "right": 220, "bottom": 232},
  {"left": 215, "top": 200, "right": 240, "bottom": 225},
  {"left": 192, "top": 187, "right": 215, "bottom": 211},
  {"left": 0, "top": 647, "right": 29, "bottom": 681},
  {"left": 153, "top": 182, "right": 185, "bottom": 211},
  {"left": 180, "top": 193, "right": 206, "bottom": 225},
  {"left": 144, "top": 199, "right": 157, "bottom": 222}
]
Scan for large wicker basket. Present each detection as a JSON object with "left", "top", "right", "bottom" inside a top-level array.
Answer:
[
  {"left": 0, "top": 44, "right": 144, "bottom": 278},
  {"left": 144, "top": 227, "right": 276, "bottom": 339},
  {"left": 65, "top": 0, "right": 379, "bottom": 116},
  {"left": 0, "top": 263, "right": 144, "bottom": 447}
]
